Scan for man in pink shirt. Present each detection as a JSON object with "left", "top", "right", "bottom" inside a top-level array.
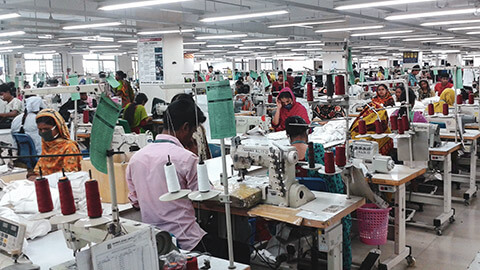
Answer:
[{"left": 126, "top": 99, "right": 207, "bottom": 251}]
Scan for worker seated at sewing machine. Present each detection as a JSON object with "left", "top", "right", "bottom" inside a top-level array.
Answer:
[
  {"left": 272, "top": 87, "right": 310, "bottom": 132},
  {"left": 271, "top": 71, "right": 290, "bottom": 96},
  {"left": 0, "top": 82, "right": 23, "bottom": 129},
  {"left": 27, "top": 109, "right": 81, "bottom": 180},
  {"left": 11, "top": 96, "right": 46, "bottom": 155},
  {"left": 391, "top": 88, "right": 428, "bottom": 123},
  {"left": 122, "top": 93, "right": 152, "bottom": 134},
  {"left": 58, "top": 92, "right": 96, "bottom": 123}
]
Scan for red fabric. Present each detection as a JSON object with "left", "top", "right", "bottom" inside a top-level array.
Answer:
[
  {"left": 287, "top": 75, "right": 295, "bottom": 89},
  {"left": 273, "top": 87, "right": 310, "bottom": 131},
  {"left": 272, "top": 81, "right": 290, "bottom": 94},
  {"left": 434, "top": 82, "right": 453, "bottom": 95}
]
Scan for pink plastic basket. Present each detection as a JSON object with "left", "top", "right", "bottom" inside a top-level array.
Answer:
[{"left": 357, "top": 203, "right": 391, "bottom": 245}]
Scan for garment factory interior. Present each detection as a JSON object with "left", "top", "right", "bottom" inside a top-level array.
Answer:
[{"left": 2, "top": 0, "right": 480, "bottom": 269}]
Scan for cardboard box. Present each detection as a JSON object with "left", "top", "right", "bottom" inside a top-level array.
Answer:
[{"left": 81, "top": 159, "right": 129, "bottom": 204}]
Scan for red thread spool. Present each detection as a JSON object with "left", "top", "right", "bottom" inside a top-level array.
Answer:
[
  {"left": 83, "top": 110, "right": 89, "bottom": 123},
  {"left": 358, "top": 118, "right": 367, "bottom": 135},
  {"left": 390, "top": 115, "right": 398, "bottom": 130},
  {"left": 402, "top": 115, "right": 409, "bottom": 131},
  {"left": 397, "top": 117, "right": 404, "bottom": 134},
  {"left": 85, "top": 180, "right": 103, "bottom": 218},
  {"left": 308, "top": 142, "right": 315, "bottom": 169},
  {"left": 335, "top": 145, "right": 346, "bottom": 167},
  {"left": 335, "top": 75, "right": 345, "bottom": 95},
  {"left": 58, "top": 177, "right": 76, "bottom": 215},
  {"left": 307, "top": 82, "right": 314, "bottom": 101},
  {"left": 324, "top": 151, "right": 335, "bottom": 174},
  {"left": 443, "top": 103, "right": 449, "bottom": 115},
  {"left": 186, "top": 256, "right": 198, "bottom": 270},
  {"left": 268, "top": 94, "right": 273, "bottom": 103},
  {"left": 428, "top": 103, "right": 434, "bottom": 115},
  {"left": 374, "top": 119, "right": 382, "bottom": 134},
  {"left": 35, "top": 177, "right": 54, "bottom": 213},
  {"left": 457, "top": 94, "right": 463, "bottom": 105},
  {"left": 469, "top": 93, "right": 475, "bottom": 104},
  {"left": 365, "top": 85, "right": 369, "bottom": 91}
]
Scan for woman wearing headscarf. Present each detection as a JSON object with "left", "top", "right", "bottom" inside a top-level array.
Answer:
[
  {"left": 371, "top": 84, "right": 394, "bottom": 107},
  {"left": 272, "top": 87, "right": 310, "bottom": 131},
  {"left": 27, "top": 109, "right": 82, "bottom": 179},
  {"left": 434, "top": 88, "right": 455, "bottom": 113},
  {"left": 418, "top": 80, "right": 435, "bottom": 100},
  {"left": 115, "top": 70, "right": 135, "bottom": 108},
  {"left": 123, "top": 93, "right": 152, "bottom": 134},
  {"left": 11, "top": 96, "right": 46, "bottom": 155}
]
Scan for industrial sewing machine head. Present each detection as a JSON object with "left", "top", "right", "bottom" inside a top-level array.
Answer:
[
  {"left": 111, "top": 126, "right": 154, "bottom": 153},
  {"left": 425, "top": 114, "right": 464, "bottom": 134},
  {"left": 349, "top": 140, "right": 394, "bottom": 173},
  {"left": 230, "top": 136, "right": 315, "bottom": 208},
  {"left": 235, "top": 115, "right": 271, "bottom": 134}
]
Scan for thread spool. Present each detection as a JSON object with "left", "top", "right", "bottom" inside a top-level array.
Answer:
[
  {"left": 307, "top": 82, "right": 314, "bottom": 101},
  {"left": 186, "top": 256, "right": 198, "bottom": 270},
  {"left": 390, "top": 115, "right": 398, "bottom": 131},
  {"left": 197, "top": 161, "right": 210, "bottom": 192},
  {"left": 85, "top": 179, "right": 102, "bottom": 218},
  {"left": 308, "top": 142, "right": 315, "bottom": 169},
  {"left": 335, "top": 75, "right": 345, "bottom": 95},
  {"left": 358, "top": 118, "right": 367, "bottom": 135},
  {"left": 268, "top": 94, "right": 273, "bottom": 103},
  {"left": 326, "top": 74, "right": 334, "bottom": 97},
  {"left": 374, "top": 119, "right": 382, "bottom": 134},
  {"left": 428, "top": 103, "right": 434, "bottom": 115},
  {"left": 469, "top": 93, "right": 475, "bottom": 104},
  {"left": 402, "top": 115, "right": 409, "bottom": 131},
  {"left": 164, "top": 156, "right": 181, "bottom": 193},
  {"left": 83, "top": 110, "right": 89, "bottom": 123},
  {"left": 35, "top": 168, "right": 54, "bottom": 213},
  {"left": 443, "top": 103, "right": 449, "bottom": 115},
  {"left": 335, "top": 145, "right": 346, "bottom": 167},
  {"left": 324, "top": 151, "right": 335, "bottom": 174},
  {"left": 457, "top": 94, "right": 463, "bottom": 105},
  {"left": 58, "top": 177, "right": 76, "bottom": 216},
  {"left": 397, "top": 117, "right": 404, "bottom": 134}
]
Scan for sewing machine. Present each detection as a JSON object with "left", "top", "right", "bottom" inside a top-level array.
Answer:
[
  {"left": 235, "top": 115, "right": 271, "bottom": 134},
  {"left": 425, "top": 115, "right": 462, "bottom": 134},
  {"left": 349, "top": 140, "right": 394, "bottom": 173},
  {"left": 154, "top": 103, "right": 168, "bottom": 118},
  {"left": 459, "top": 104, "right": 480, "bottom": 120},
  {"left": 230, "top": 136, "right": 315, "bottom": 208},
  {"left": 111, "top": 126, "right": 154, "bottom": 153},
  {"left": 0, "top": 216, "right": 39, "bottom": 270}
]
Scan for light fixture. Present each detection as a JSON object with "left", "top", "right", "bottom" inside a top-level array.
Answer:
[
  {"left": 206, "top": 44, "right": 239, "bottom": 48},
  {"left": 268, "top": 19, "right": 345, "bottom": 28},
  {"left": 335, "top": 0, "right": 435, "bottom": 10},
  {"left": 138, "top": 29, "right": 195, "bottom": 35},
  {"left": 276, "top": 40, "right": 322, "bottom": 45},
  {"left": 403, "top": 36, "right": 454, "bottom": 41},
  {"left": 242, "top": 37, "right": 288, "bottom": 43},
  {"left": 33, "top": 50, "right": 56, "bottom": 54},
  {"left": 421, "top": 19, "right": 480, "bottom": 26},
  {"left": 38, "top": 34, "right": 54, "bottom": 39},
  {"left": 201, "top": 10, "right": 288, "bottom": 23},
  {"left": 184, "top": 48, "right": 199, "bottom": 52},
  {"left": 291, "top": 48, "right": 323, "bottom": 51},
  {"left": 195, "top": 34, "right": 247, "bottom": 40},
  {"left": 0, "top": 31, "right": 25, "bottom": 37},
  {"left": 118, "top": 40, "right": 137, "bottom": 43},
  {"left": 226, "top": 50, "right": 253, "bottom": 54},
  {"left": 0, "top": 45, "right": 24, "bottom": 50},
  {"left": 39, "top": 43, "right": 71, "bottom": 47},
  {"left": 199, "top": 49, "right": 227, "bottom": 53},
  {"left": 63, "top": 22, "right": 121, "bottom": 30},
  {"left": 436, "top": 39, "right": 471, "bottom": 44},
  {"left": 90, "top": 45, "right": 122, "bottom": 49},
  {"left": 90, "top": 48, "right": 119, "bottom": 52},
  {"left": 0, "top": 50, "right": 13, "bottom": 53},
  {"left": 184, "top": 41, "right": 206, "bottom": 45},
  {"left": 350, "top": 30, "right": 413, "bottom": 36},
  {"left": 99, "top": 0, "right": 191, "bottom": 10},
  {"left": 0, "top": 40, "right": 11, "bottom": 45},
  {"left": 0, "top": 12, "right": 21, "bottom": 20},
  {"left": 431, "top": 50, "right": 460, "bottom": 53},
  {"left": 352, "top": 45, "right": 384, "bottom": 49},
  {"left": 386, "top": 8, "right": 477, "bottom": 20},
  {"left": 306, "top": 43, "right": 325, "bottom": 46},
  {"left": 380, "top": 34, "right": 436, "bottom": 39},
  {"left": 315, "top": 25, "right": 383, "bottom": 33},
  {"left": 448, "top": 25, "right": 480, "bottom": 31},
  {"left": 467, "top": 31, "right": 480, "bottom": 35},
  {"left": 239, "top": 46, "right": 269, "bottom": 49}
]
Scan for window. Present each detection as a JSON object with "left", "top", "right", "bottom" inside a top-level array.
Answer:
[
  {"left": 82, "top": 54, "right": 116, "bottom": 75},
  {"left": 24, "top": 53, "right": 55, "bottom": 83}
]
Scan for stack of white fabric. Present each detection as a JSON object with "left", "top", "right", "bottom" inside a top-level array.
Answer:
[{"left": 309, "top": 121, "right": 347, "bottom": 145}]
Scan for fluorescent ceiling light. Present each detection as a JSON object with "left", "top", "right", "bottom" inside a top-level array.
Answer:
[
  {"left": 0, "top": 31, "right": 25, "bottom": 37},
  {"left": 276, "top": 40, "right": 322, "bottom": 45},
  {"left": 118, "top": 40, "right": 137, "bottom": 43},
  {"left": 350, "top": 30, "right": 413, "bottom": 36},
  {"left": 316, "top": 25, "right": 383, "bottom": 33},
  {"left": 336, "top": 0, "right": 435, "bottom": 10},
  {"left": 448, "top": 25, "right": 480, "bottom": 31},
  {"left": 422, "top": 19, "right": 480, "bottom": 26},
  {"left": 0, "top": 40, "right": 11, "bottom": 45},
  {"left": 89, "top": 45, "right": 122, "bottom": 49},
  {"left": 184, "top": 41, "right": 206, "bottom": 45},
  {"left": 39, "top": 43, "right": 71, "bottom": 47},
  {"left": 0, "top": 45, "right": 23, "bottom": 50},
  {"left": 201, "top": 10, "right": 288, "bottom": 23},
  {"left": 38, "top": 34, "right": 53, "bottom": 39},
  {"left": 352, "top": 45, "right": 384, "bottom": 49},
  {"left": 199, "top": 49, "right": 227, "bottom": 53},
  {"left": 184, "top": 48, "right": 199, "bottom": 52},
  {"left": 268, "top": 19, "right": 345, "bottom": 28},
  {"left": 0, "top": 50, "right": 13, "bottom": 53},
  {"left": 240, "top": 46, "right": 269, "bottom": 49},
  {"left": 226, "top": 50, "right": 253, "bottom": 54},
  {"left": 380, "top": 34, "right": 435, "bottom": 39},
  {"left": 0, "top": 12, "right": 21, "bottom": 20},
  {"left": 138, "top": 29, "right": 194, "bottom": 35},
  {"left": 33, "top": 50, "right": 56, "bottom": 54},
  {"left": 291, "top": 48, "right": 323, "bottom": 51},
  {"left": 90, "top": 48, "right": 119, "bottom": 52},
  {"left": 467, "top": 31, "right": 480, "bottom": 35},
  {"left": 242, "top": 37, "right": 288, "bottom": 43},
  {"left": 206, "top": 44, "right": 239, "bottom": 48},
  {"left": 431, "top": 50, "right": 460, "bottom": 53},
  {"left": 99, "top": 0, "right": 192, "bottom": 11},
  {"left": 386, "top": 8, "right": 477, "bottom": 20},
  {"left": 63, "top": 22, "right": 121, "bottom": 30},
  {"left": 403, "top": 36, "right": 453, "bottom": 41},
  {"left": 436, "top": 39, "right": 471, "bottom": 44},
  {"left": 195, "top": 34, "right": 247, "bottom": 40}
]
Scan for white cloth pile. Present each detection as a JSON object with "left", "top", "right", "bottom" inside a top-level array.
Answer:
[{"left": 309, "top": 120, "right": 347, "bottom": 145}]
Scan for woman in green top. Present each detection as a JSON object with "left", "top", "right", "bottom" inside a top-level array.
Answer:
[{"left": 123, "top": 93, "right": 151, "bottom": 134}]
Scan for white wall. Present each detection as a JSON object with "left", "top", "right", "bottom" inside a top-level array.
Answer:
[
  {"left": 283, "top": 59, "right": 315, "bottom": 72},
  {"left": 117, "top": 55, "right": 133, "bottom": 78},
  {"left": 163, "top": 33, "right": 185, "bottom": 102}
]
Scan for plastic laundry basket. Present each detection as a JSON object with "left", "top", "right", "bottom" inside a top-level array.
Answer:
[{"left": 357, "top": 203, "right": 391, "bottom": 245}]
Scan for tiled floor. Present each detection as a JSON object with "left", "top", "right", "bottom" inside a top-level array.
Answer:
[{"left": 351, "top": 186, "right": 480, "bottom": 269}]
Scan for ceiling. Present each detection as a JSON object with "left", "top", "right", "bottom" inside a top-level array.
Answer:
[{"left": 1, "top": 0, "right": 480, "bottom": 61}]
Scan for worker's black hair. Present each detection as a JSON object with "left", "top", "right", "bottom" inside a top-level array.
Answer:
[
  {"left": 163, "top": 99, "right": 206, "bottom": 131},
  {"left": 277, "top": 71, "right": 284, "bottom": 76},
  {"left": 278, "top": 91, "right": 292, "bottom": 100},
  {"left": 412, "top": 65, "right": 421, "bottom": 71},
  {"left": 419, "top": 80, "right": 430, "bottom": 90},
  {"left": 285, "top": 116, "right": 308, "bottom": 138},
  {"left": 398, "top": 88, "right": 416, "bottom": 116},
  {"left": 36, "top": 116, "right": 56, "bottom": 126},
  {"left": 377, "top": 84, "right": 389, "bottom": 92},
  {"left": 123, "top": 93, "right": 149, "bottom": 127},
  {"left": 246, "top": 72, "right": 250, "bottom": 76},
  {"left": 115, "top": 70, "right": 127, "bottom": 79},
  {"left": 439, "top": 73, "right": 449, "bottom": 78},
  {"left": 208, "top": 66, "right": 213, "bottom": 69},
  {"left": 0, "top": 82, "right": 16, "bottom": 96},
  {"left": 171, "top": 93, "right": 193, "bottom": 103}
]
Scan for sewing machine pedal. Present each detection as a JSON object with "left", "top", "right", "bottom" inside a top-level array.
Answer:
[{"left": 359, "top": 249, "right": 381, "bottom": 270}]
